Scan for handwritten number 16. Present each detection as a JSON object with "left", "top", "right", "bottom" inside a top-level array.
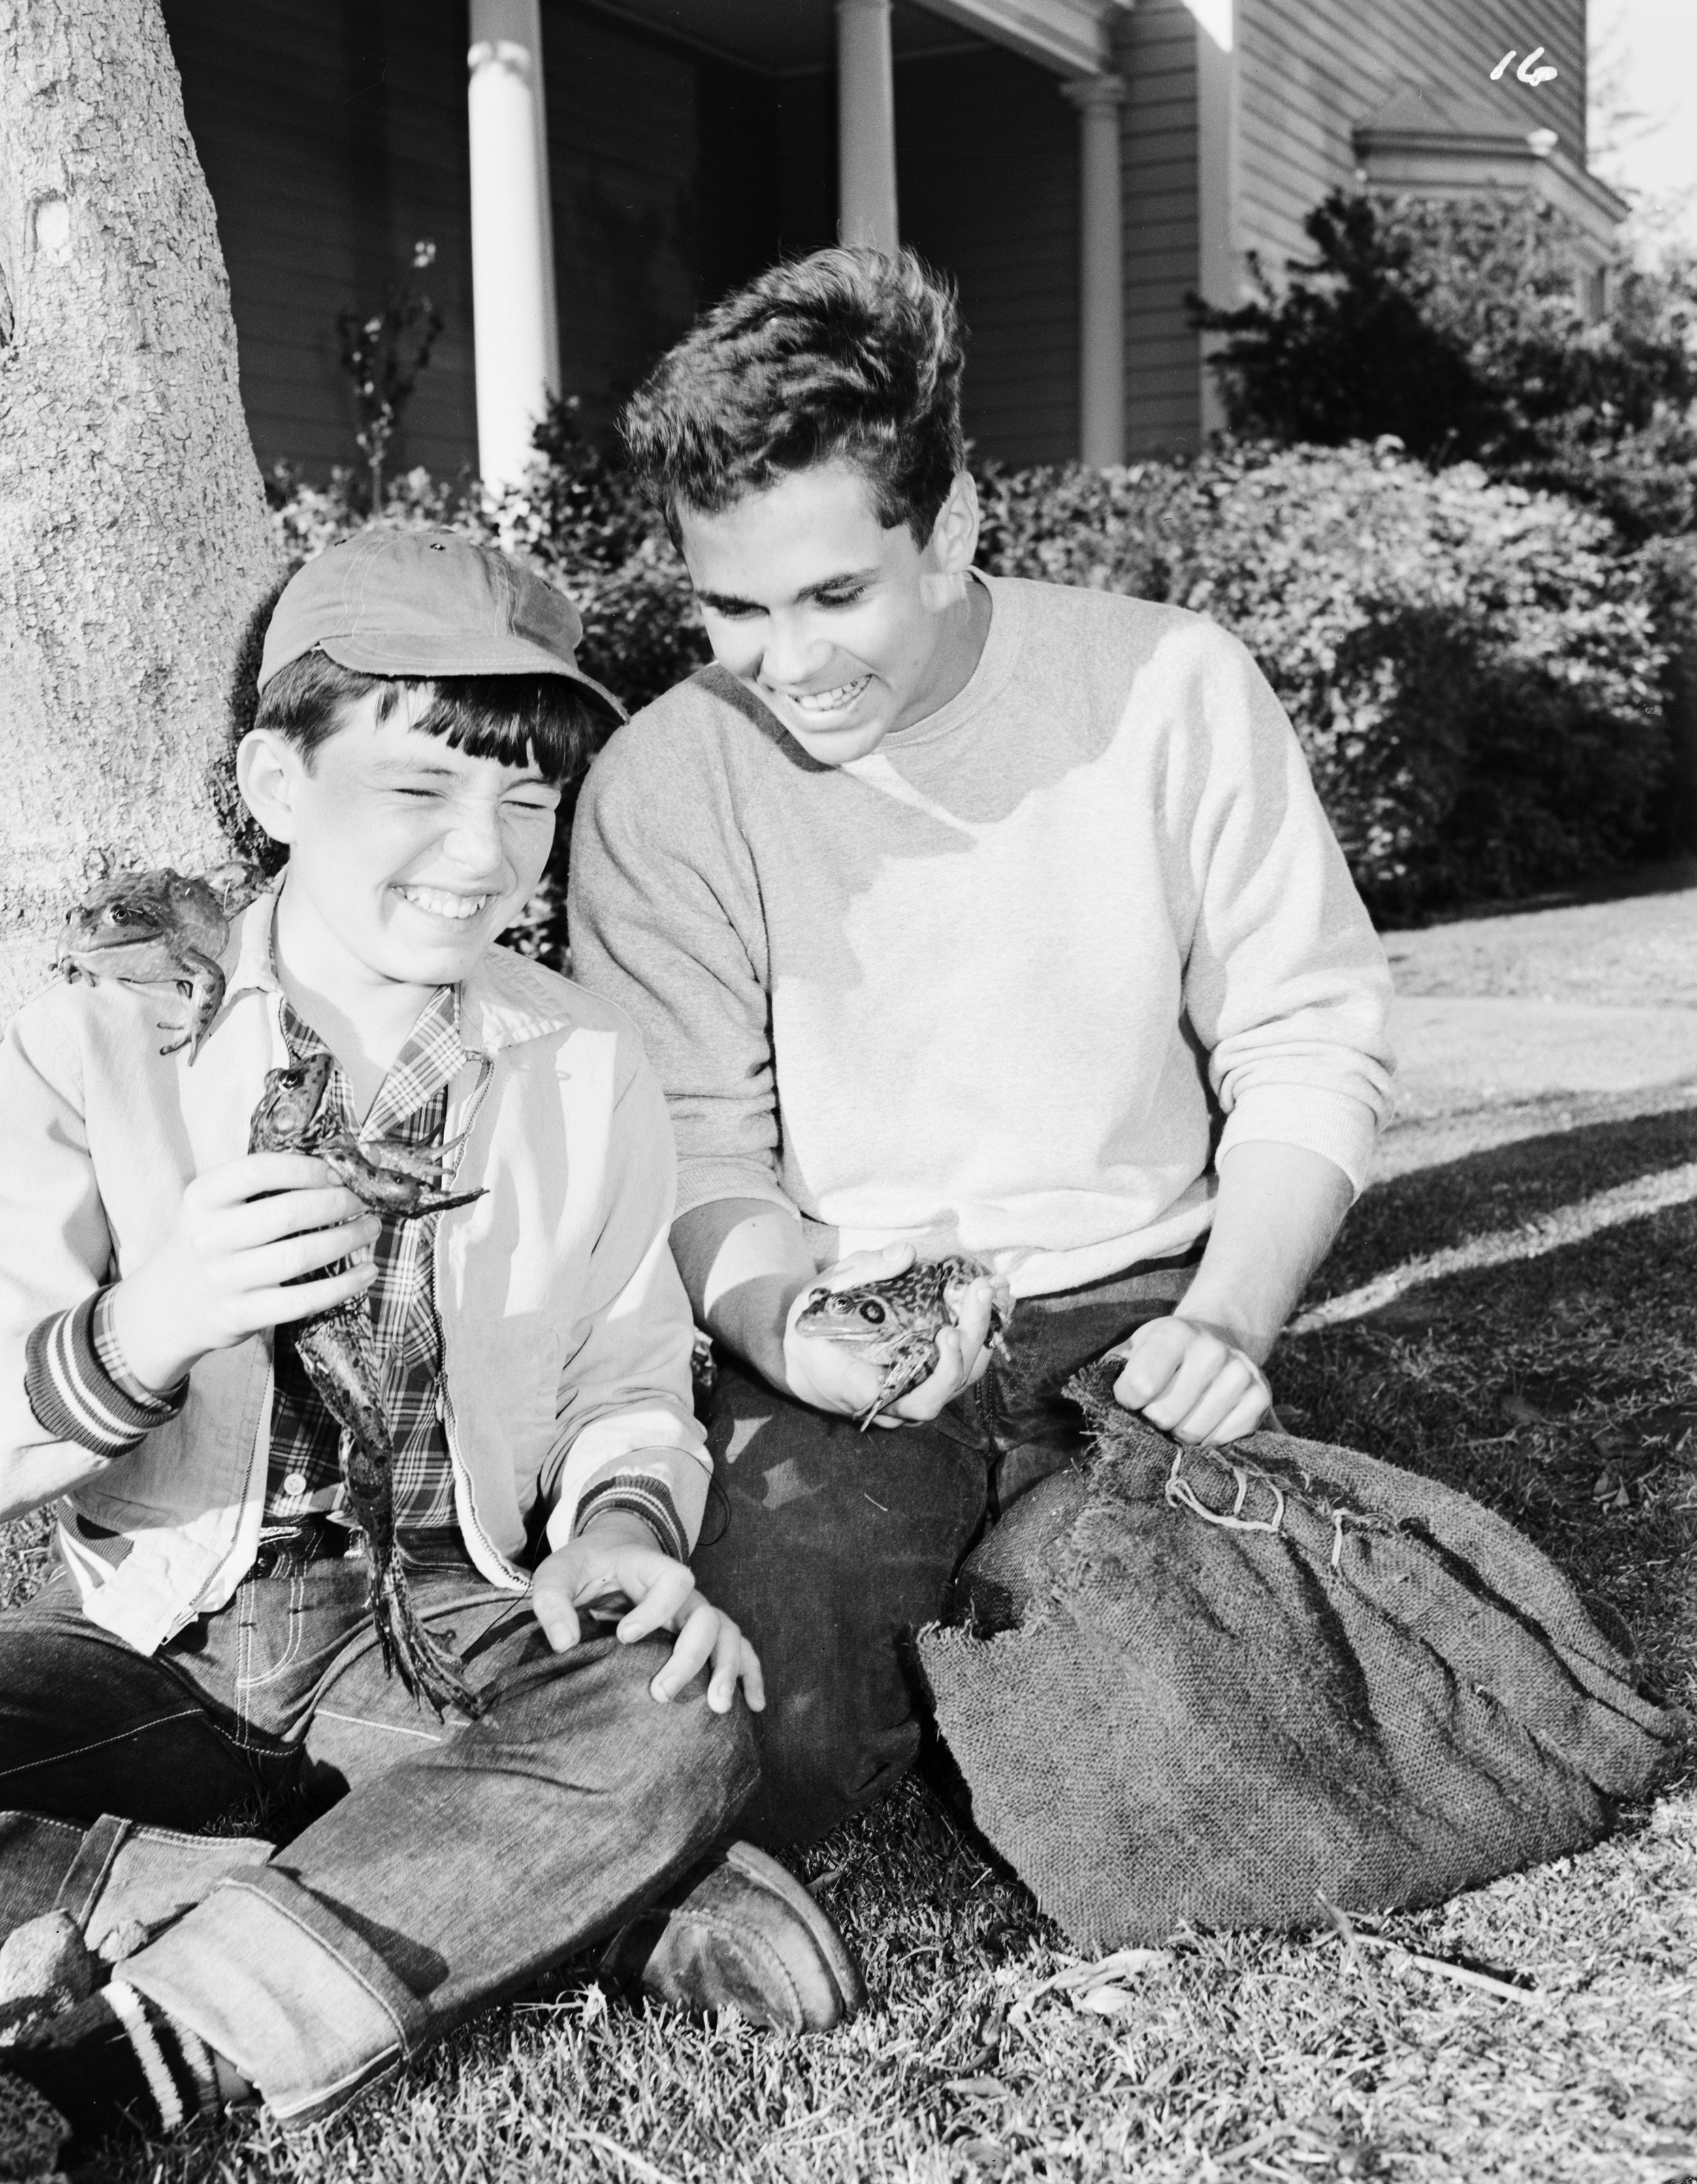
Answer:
[{"left": 1493, "top": 46, "right": 1559, "bottom": 86}]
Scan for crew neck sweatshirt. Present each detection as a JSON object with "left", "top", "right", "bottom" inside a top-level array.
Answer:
[{"left": 568, "top": 574, "right": 1395, "bottom": 1298}]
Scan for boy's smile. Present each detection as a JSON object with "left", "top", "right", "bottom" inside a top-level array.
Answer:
[
  {"left": 240, "top": 685, "right": 560, "bottom": 1038},
  {"left": 677, "top": 462, "right": 990, "bottom": 766}
]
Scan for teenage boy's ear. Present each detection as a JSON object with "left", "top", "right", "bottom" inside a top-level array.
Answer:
[
  {"left": 235, "top": 728, "right": 308, "bottom": 845},
  {"left": 920, "top": 472, "right": 980, "bottom": 608}
]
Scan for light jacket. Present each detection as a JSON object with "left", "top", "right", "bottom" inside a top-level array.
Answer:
[{"left": 0, "top": 895, "right": 708, "bottom": 1655}]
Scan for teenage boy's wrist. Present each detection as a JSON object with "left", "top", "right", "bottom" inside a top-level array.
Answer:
[{"left": 1165, "top": 1288, "right": 1274, "bottom": 1365}]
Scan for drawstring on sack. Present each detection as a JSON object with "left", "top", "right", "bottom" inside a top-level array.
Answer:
[{"left": 1164, "top": 1450, "right": 1285, "bottom": 1535}]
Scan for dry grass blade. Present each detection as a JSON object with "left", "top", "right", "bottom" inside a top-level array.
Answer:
[{"left": 1348, "top": 1931, "right": 1547, "bottom": 2006}]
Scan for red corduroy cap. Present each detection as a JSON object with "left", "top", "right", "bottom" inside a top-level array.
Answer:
[{"left": 257, "top": 527, "right": 623, "bottom": 722}]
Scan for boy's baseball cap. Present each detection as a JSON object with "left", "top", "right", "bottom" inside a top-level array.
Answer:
[{"left": 257, "top": 527, "right": 624, "bottom": 721}]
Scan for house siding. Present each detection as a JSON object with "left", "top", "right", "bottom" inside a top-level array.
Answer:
[
  {"left": 161, "top": 0, "right": 480, "bottom": 481},
  {"left": 1236, "top": 0, "right": 1587, "bottom": 277},
  {"left": 1120, "top": 0, "right": 1202, "bottom": 453}
]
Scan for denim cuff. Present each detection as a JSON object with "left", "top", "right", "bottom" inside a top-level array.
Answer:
[{"left": 121, "top": 1863, "right": 432, "bottom": 2126}]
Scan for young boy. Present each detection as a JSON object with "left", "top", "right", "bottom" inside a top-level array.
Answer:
[
  {"left": 568, "top": 248, "right": 1397, "bottom": 1847},
  {"left": 0, "top": 530, "right": 859, "bottom": 2166}
]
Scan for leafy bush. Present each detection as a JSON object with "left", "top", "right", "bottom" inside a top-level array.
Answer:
[
  {"left": 255, "top": 419, "right": 1674, "bottom": 925},
  {"left": 1193, "top": 191, "right": 1697, "bottom": 539},
  {"left": 977, "top": 443, "right": 1672, "bottom": 917}
]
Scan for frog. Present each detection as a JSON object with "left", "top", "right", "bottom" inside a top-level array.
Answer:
[
  {"left": 794, "top": 1253, "right": 1012, "bottom": 1430},
  {"left": 249, "top": 1055, "right": 486, "bottom": 1716},
  {"left": 57, "top": 864, "right": 263, "bottom": 1063}
]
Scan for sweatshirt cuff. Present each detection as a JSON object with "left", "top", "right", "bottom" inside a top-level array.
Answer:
[
  {"left": 24, "top": 1292, "right": 187, "bottom": 1458},
  {"left": 1216, "top": 1086, "right": 1382, "bottom": 1197},
  {"left": 573, "top": 1473, "right": 690, "bottom": 1564}
]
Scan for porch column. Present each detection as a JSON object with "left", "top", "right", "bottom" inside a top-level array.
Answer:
[
  {"left": 467, "top": 0, "right": 560, "bottom": 487},
  {"left": 1063, "top": 74, "right": 1127, "bottom": 466},
  {"left": 837, "top": 0, "right": 899, "bottom": 254}
]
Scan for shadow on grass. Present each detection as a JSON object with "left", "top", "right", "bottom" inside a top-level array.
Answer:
[
  {"left": 1318, "top": 1097, "right": 1697, "bottom": 1294},
  {"left": 1279, "top": 1196, "right": 1697, "bottom": 1731}
]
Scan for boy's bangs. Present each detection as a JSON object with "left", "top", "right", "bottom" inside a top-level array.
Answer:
[{"left": 406, "top": 676, "right": 597, "bottom": 787}]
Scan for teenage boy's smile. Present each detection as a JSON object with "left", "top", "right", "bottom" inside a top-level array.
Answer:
[{"left": 677, "top": 461, "right": 990, "bottom": 766}]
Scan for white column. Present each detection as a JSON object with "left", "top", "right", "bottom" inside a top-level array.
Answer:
[
  {"left": 1063, "top": 74, "right": 1127, "bottom": 467},
  {"left": 467, "top": 0, "right": 560, "bottom": 487},
  {"left": 837, "top": 0, "right": 899, "bottom": 255}
]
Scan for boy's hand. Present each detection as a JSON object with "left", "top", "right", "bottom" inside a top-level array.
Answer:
[
  {"left": 781, "top": 1243, "right": 1004, "bottom": 1426},
  {"left": 1110, "top": 1315, "right": 1272, "bottom": 1446},
  {"left": 105, "top": 1152, "right": 380, "bottom": 1394},
  {"left": 532, "top": 1512, "right": 764, "bottom": 1715}
]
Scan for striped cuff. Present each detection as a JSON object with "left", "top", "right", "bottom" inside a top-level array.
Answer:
[
  {"left": 573, "top": 1474, "right": 689, "bottom": 1565},
  {"left": 24, "top": 1292, "right": 186, "bottom": 1458}
]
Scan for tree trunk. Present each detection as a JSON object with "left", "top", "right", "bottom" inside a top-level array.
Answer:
[{"left": 0, "top": 0, "right": 282, "bottom": 1017}]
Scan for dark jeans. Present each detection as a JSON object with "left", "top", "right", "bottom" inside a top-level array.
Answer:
[
  {"left": 0, "top": 1534, "right": 754, "bottom": 2124},
  {"left": 691, "top": 1254, "right": 1198, "bottom": 1846}
]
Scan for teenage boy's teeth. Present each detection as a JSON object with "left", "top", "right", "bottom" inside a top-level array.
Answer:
[
  {"left": 791, "top": 677, "right": 871, "bottom": 715},
  {"left": 398, "top": 887, "right": 489, "bottom": 921}
]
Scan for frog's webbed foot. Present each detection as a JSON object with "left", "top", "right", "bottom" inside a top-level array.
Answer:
[
  {"left": 369, "top": 1564, "right": 484, "bottom": 1718},
  {"left": 155, "top": 949, "right": 227, "bottom": 1063},
  {"left": 321, "top": 1134, "right": 485, "bottom": 1218}
]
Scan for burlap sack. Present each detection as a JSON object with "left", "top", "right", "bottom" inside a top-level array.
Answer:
[{"left": 918, "top": 1367, "right": 1683, "bottom": 1949}]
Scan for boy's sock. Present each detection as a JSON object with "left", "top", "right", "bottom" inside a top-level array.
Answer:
[{"left": 1, "top": 1980, "right": 246, "bottom": 2140}]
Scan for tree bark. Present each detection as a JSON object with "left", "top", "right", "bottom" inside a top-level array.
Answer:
[{"left": 0, "top": 0, "right": 282, "bottom": 1017}]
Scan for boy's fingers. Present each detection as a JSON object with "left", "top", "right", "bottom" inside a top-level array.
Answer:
[
  {"left": 534, "top": 1589, "right": 581, "bottom": 1654},
  {"left": 650, "top": 1599, "right": 720, "bottom": 1703},
  {"left": 242, "top": 1218, "right": 382, "bottom": 1292},
  {"left": 1165, "top": 1358, "right": 1257, "bottom": 1442},
  {"left": 248, "top": 1262, "right": 378, "bottom": 1326},
  {"left": 737, "top": 1636, "right": 766, "bottom": 1713},
  {"left": 220, "top": 1185, "right": 372, "bottom": 1248},
  {"left": 197, "top": 1152, "right": 334, "bottom": 1205},
  {"left": 1197, "top": 1384, "right": 1273, "bottom": 1447},
  {"left": 615, "top": 1563, "right": 696, "bottom": 1644}
]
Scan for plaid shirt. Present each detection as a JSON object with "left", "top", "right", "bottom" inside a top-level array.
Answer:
[{"left": 264, "top": 991, "right": 465, "bottom": 1532}]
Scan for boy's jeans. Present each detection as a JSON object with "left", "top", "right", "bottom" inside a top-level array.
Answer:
[
  {"left": 690, "top": 1252, "right": 1200, "bottom": 1847},
  {"left": 0, "top": 1535, "right": 754, "bottom": 2125}
]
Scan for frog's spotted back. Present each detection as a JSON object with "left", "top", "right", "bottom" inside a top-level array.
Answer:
[
  {"left": 795, "top": 1254, "right": 1009, "bottom": 1429},
  {"left": 56, "top": 863, "right": 265, "bottom": 1063}
]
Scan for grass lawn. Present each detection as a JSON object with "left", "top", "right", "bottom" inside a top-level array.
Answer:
[{"left": 7, "top": 885, "right": 1696, "bottom": 2184}]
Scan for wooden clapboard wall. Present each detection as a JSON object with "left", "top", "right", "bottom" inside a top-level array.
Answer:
[
  {"left": 1236, "top": 0, "right": 1588, "bottom": 274},
  {"left": 1120, "top": 0, "right": 1204, "bottom": 453}
]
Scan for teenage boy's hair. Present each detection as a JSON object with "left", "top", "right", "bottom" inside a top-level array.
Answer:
[
  {"left": 621, "top": 247, "right": 966, "bottom": 545},
  {"left": 253, "top": 652, "right": 598, "bottom": 789}
]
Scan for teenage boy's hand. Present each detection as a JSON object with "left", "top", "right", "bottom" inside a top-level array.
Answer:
[
  {"left": 781, "top": 1242, "right": 1005, "bottom": 1426},
  {"left": 532, "top": 1512, "right": 765, "bottom": 1716},
  {"left": 105, "top": 1152, "right": 380, "bottom": 1394},
  {"left": 1109, "top": 1315, "right": 1272, "bottom": 1446}
]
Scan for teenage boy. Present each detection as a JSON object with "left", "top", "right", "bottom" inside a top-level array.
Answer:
[
  {"left": 568, "top": 249, "right": 1397, "bottom": 1848},
  {"left": 0, "top": 532, "right": 860, "bottom": 2165}
]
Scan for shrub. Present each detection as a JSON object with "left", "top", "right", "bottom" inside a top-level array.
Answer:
[
  {"left": 255, "top": 421, "right": 1674, "bottom": 927},
  {"left": 1193, "top": 191, "right": 1697, "bottom": 535},
  {"left": 977, "top": 443, "right": 1672, "bottom": 918}
]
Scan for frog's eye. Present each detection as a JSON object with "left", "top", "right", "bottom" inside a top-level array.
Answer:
[
  {"left": 103, "top": 902, "right": 132, "bottom": 925},
  {"left": 859, "top": 1300, "right": 886, "bottom": 1324}
]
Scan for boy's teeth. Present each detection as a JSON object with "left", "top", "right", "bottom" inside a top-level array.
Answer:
[
  {"left": 792, "top": 677, "right": 871, "bottom": 715},
  {"left": 398, "top": 887, "right": 489, "bottom": 921}
]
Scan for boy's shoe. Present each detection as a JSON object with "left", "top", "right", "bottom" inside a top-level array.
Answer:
[{"left": 599, "top": 1840, "right": 864, "bottom": 2033}]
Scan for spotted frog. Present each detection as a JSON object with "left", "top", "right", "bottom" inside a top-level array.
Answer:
[
  {"left": 57, "top": 864, "right": 261, "bottom": 1062},
  {"left": 794, "top": 1254, "right": 1012, "bottom": 1429},
  {"left": 249, "top": 1055, "right": 486, "bottom": 1717}
]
